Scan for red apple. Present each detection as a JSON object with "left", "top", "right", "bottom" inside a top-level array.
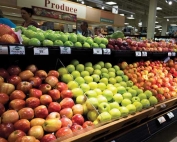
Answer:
[
  {"left": 46, "top": 112, "right": 60, "bottom": 119},
  {"left": 48, "top": 102, "right": 61, "bottom": 113},
  {"left": 7, "top": 65, "right": 21, "bottom": 75},
  {"left": 28, "top": 125, "right": 44, "bottom": 140},
  {"left": 18, "top": 107, "right": 34, "bottom": 120},
  {"left": 29, "top": 77, "right": 42, "bottom": 88},
  {"left": 7, "top": 75, "right": 21, "bottom": 86},
  {"left": 39, "top": 84, "right": 51, "bottom": 94},
  {"left": 1, "top": 110, "right": 19, "bottom": 123},
  {"left": 8, "top": 130, "right": 26, "bottom": 142},
  {"left": 0, "top": 68, "right": 9, "bottom": 79},
  {"left": 26, "top": 64, "right": 38, "bottom": 74},
  {"left": 0, "top": 123, "right": 14, "bottom": 138},
  {"left": 82, "top": 121, "right": 94, "bottom": 129},
  {"left": 15, "top": 136, "right": 36, "bottom": 142},
  {"left": 10, "top": 90, "right": 26, "bottom": 100},
  {"left": 55, "top": 82, "right": 68, "bottom": 92},
  {"left": 26, "top": 97, "right": 40, "bottom": 109},
  {"left": 60, "top": 98, "right": 75, "bottom": 109},
  {"left": 14, "top": 119, "right": 30, "bottom": 133},
  {"left": 0, "top": 137, "right": 8, "bottom": 142},
  {"left": 60, "top": 108, "right": 73, "bottom": 119},
  {"left": 71, "top": 124, "right": 83, "bottom": 133},
  {"left": 35, "top": 70, "right": 47, "bottom": 80},
  {"left": 45, "top": 76, "right": 58, "bottom": 87},
  {"left": 71, "top": 114, "right": 84, "bottom": 125},
  {"left": 17, "top": 81, "right": 32, "bottom": 93},
  {"left": 29, "top": 88, "right": 42, "bottom": 99},
  {"left": 0, "top": 76, "right": 4, "bottom": 85},
  {"left": 0, "top": 103, "right": 5, "bottom": 116},
  {"left": 60, "top": 116, "right": 72, "bottom": 127},
  {"left": 40, "top": 134, "right": 56, "bottom": 142},
  {"left": 48, "top": 89, "right": 60, "bottom": 101},
  {"left": 40, "top": 95, "right": 52, "bottom": 105},
  {"left": 19, "top": 70, "right": 34, "bottom": 81},
  {"left": 60, "top": 90, "right": 73, "bottom": 99},
  {"left": 48, "top": 70, "right": 59, "bottom": 78},
  {"left": 55, "top": 127, "right": 73, "bottom": 138},
  {"left": 0, "top": 83, "right": 15, "bottom": 95},
  {"left": 34, "top": 105, "right": 48, "bottom": 119},
  {"left": 0, "top": 93, "right": 9, "bottom": 104},
  {"left": 72, "top": 104, "right": 84, "bottom": 115},
  {"left": 9, "top": 99, "right": 26, "bottom": 111}
]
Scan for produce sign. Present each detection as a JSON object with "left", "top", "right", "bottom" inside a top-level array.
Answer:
[{"left": 32, "top": 6, "right": 77, "bottom": 22}]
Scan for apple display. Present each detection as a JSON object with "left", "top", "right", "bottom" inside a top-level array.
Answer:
[
  {"left": 0, "top": 93, "right": 9, "bottom": 104},
  {"left": 1, "top": 110, "right": 19, "bottom": 123},
  {"left": 87, "top": 110, "right": 99, "bottom": 121},
  {"left": 141, "top": 99, "right": 150, "bottom": 109},
  {"left": 48, "top": 89, "right": 61, "bottom": 101},
  {"left": 60, "top": 108, "right": 73, "bottom": 119},
  {"left": 10, "top": 90, "right": 26, "bottom": 100},
  {"left": 48, "top": 102, "right": 61, "bottom": 113},
  {"left": 113, "top": 93, "right": 123, "bottom": 103},
  {"left": 48, "top": 70, "right": 59, "bottom": 78},
  {"left": 98, "top": 102, "right": 110, "bottom": 113},
  {"left": 29, "top": 88, "right": 42, "bottom": 99},
  {"left": 7, "top": 75, "right": 21, "bottom": 86},
  {"left": 67, "top": 81, "right": 79, "bottom": 90},
  {"left": 121, "top": 99, "right": 132, "bottom": 107},
  {"left": 133, "top": 102, "right": 143, "bottom": 112},
  {"left": 102, "top": 89, "right": 113, "bottom": 101},
  {"left": 25, "top": 97, "right": 40, "bottom": 109},
  {"left": 55, "top": 82, "right": 68, "bottom": 92},
  {"left": 9, "top": 99, "right": 26, "bottom": 111},
  {"left": 18, "top": 107, "right": 34, "bottom": 120},
  {"left": 76, "top": 95, "right": 87, "bottom": 104},
  {"left": 0, "top": 83, "right": 15, "bottom": 95},
  {"left": 34, "top": 105, "right": 49, "bottom": 119},
  {"left": 30, "top": 118, "right": 45, "bottom": 127},
  {"left": 109, "top": 102, "right": 120, "bottom": 109},
  {"left": 0, "top": 68, "right": 9, "bottom": 79},
  {"left": 109, "top": 108, "right": 121, "bottom": 119},
  {"left": 71, "top": 124, "right": 83, "bottom": 133},
  {"left": 39, "top": 84, "right": 51, "bottom": 94},
  {"left": 40, "top": 134, "right": 56, "bottom": 142},
  {"left": 45, "top": 76, "right": 58, "bottom": 87},
  {"left": 35, "top": 70, "right": 47, "bottom": 80},
  {"left": 8, "top": 130, "right": 26, "bottom": 142},
  {"left": 26, "top": 64, "right": 38, "bottom": 74},
  {"left": 28, "top": 125, "right": 44, "bottom": 140},
  {"left": 43, "top": 118, "right": 62, "bottom": 132},
  {"left": 0, "top": 103, "right": 5, "bottom": 116},
  {"left": 60, "top": 116, "right": 72, "bottom": 127},
  {"left": 60, "top": 89, "right": 73, "bottom": 98},
  {"left": 71, "top": 88, "right": 84, "bottom": 98},
  {"left": 97, "top": 112, "right": 112, "bottom": 123},
  {"left": 86, "top": 97, "right": 99, "bottom": 110},
  {"left": 72, "top": 104, "right": 84, "bottom": 115},
  {"left": 55, "top": 127, "right": 73, "bottom": 138},
  {"left": 119, "top": 106, "right": 129, "bottom": 117},
  {"left": 85, "top": 90, "right": 97, "bottom": 98},
  {"left": 0, "top": 123, "right": 14, "bottom": 138},
  {"left": 17, "top": 81, "right": 32, "bottom": 93},
  {"left": 29, "top": 77, "right": 42, "bottom": 88},
  {"left": 0, "top": 138, "right": 8, "bottom": 142},
  {"left": 82, "top": 121, "right": 94, "bottom": 129},
  {"left": 15, "top": 136, "right": 36, "bottom": 142},
  {"left": 40, "top": 95, "right": 52, "bottom": 105},
  {"left": 60, "top": 98, "right": 75, "bottom": 109},
  {"left": 149, "top": 96, "right": 158, "bottom": 106},
  {"left": 19, "top": 70, "right": 34, "bottom": 81},
  {"left": 72, "top": 114, "right": 85, "bottom": 125},
  {"left": 126, "top": 104, "right": 136, "bottom": 114}
]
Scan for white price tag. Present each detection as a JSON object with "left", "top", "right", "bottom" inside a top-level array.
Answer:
[
  {"left": 168, "top": 52, "right": 172, "bottom": 57},
  {"left": 157, "top": 116, "right": 166, "bottom": 124},
  {"left": 9, "top": 46, "right": 25, "bottom": 55},
  {"left": 93, "top": 48, "right": 102, "bottom": 55},
  {"left": 164, "top": 57, "right": 170, "bottom": 63},
  {"left": 135, "top": 51, "right": 141, "bottom": 57},
  {"left": 0, "top": 45, "right": 8, "bottom": 54},
  {"left": 60, "top": 47, "right": 71, "bottom": 54},
  {"left": 103, "top": 48, "right": 111, "bottom": 55},
  {"left": 167, "top": 112, "right": 174, "bottom": 119},
  {"left": 172, "top": 52, "right": 176, "bottom": 56},
  {"left": 160, "top": 104, "right": 166, "bottom": 109},
  {"left": 142, "top": 51, "right": 147, "bottom": 57},
  {"left": 34, "top": 47, "right": 49, "bottom": 55}
]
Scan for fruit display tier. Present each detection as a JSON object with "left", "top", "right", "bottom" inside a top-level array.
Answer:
[{"left": 1, "top": 45, "right": 177, "bottom": 142}]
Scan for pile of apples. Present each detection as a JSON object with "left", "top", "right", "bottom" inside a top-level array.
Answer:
[
  {"left": 0, "top": 65, "right": 94, "bottom": 142},
  {"left": 120, "top": 59, "right": 177, "bottom": 102}
]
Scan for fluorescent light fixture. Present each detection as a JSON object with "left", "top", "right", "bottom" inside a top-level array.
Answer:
[
  {"left": 155, "top": 21, "right": 158, "bottom": 23},
  {"left": 167, "top": 19, "right": 169, "bottom": 21},
  {"left": 87, "top": 6, "right": 92, "bottom": 8},
  {"left": 171, "top": 24, "right": 177, "bottom": 26},
  {"left": 169, "top": 1, "right": 172, "bottom": 5},
  {"left": 155, "top": 26, "right": 160, "bottom": 28},
  {"left": 127, "top": 15, "right": 135, "bottom": 19},
  {"left": 81, "top": 1, "right": 84, "bottom": 4},
  {"left": 102, "top": 6, "right": 104, "bottom": 9},
  {"left": 127, "top": 26, "right": 132, "bottom": 28},
  {"left": 120, "top": 14, "right": 124, "bottom": 16},
  {"left": 156, "top": 16, "right": 158, "bottom": 17},
  {"left": 124, "top": 23, "right": 129, "bottom": 25},
  {"left": 156, "top": 7, "right": 162, "bottom": 10},
  {"left": 158, "top": 29, "right": 162, "bottom": 30},
  {"left": 105, "top": 1, "right": 117, "bottom": 5}
]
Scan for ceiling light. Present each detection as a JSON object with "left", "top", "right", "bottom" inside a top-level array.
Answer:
[
  {"left": 156, "top": 7, "right": 162, "bottom": 10},
  {"left": 158, "top": 29, "right": 162, "bottom": 30},
  {"left": 120, "top": 14, "right": 124, "bottom": 16},
  {"left": 102, "top": 6, "right": 104, "bottom": 9},
  {"left": 155, "top": 21, "right": 158, "bottom": 23},
  {"left": 124, "top": 23, "right": 129, "bottom": 25},
  {"left": 87, "top": 6, "right": 92, "bottom": 8},
  {"left": 156, "top": 16, "right": 158, "bottom": 17},
  {"left": 81, "top": 1, "right": 84, "bottom": 4},
  {"left": 105, "top": 1, "right": 117, "bottom": 5},
  {"left": 127, "top": 15, "right": 135, "bottom": 19},
  {"left": 171, "top": 24, "right": 177, "bottom": 26},
  {"left": 155, "top": 26, "right": 161, "bottom": 28},
  {"left": 167, "top": 19, "right": 169, "bottom": 21}
]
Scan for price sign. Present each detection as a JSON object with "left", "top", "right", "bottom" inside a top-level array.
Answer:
[
  {"left": 135, "top": 51, "right": 141, "bottom": 57},
  {"left": 60, "top": 47, "right": 71, "bottom": 54},
  {"left": 0, "top": 45, "right": 8, "bottom": 54},
  {"left": 160, "top": 104, "right": 166, "bottom": 109},
  {"left": 142, "top": 51, "right": 147, "bottom": 57},
  {"left": 9, "top": 46, "right": 25, "bottom": 55},
  {"left": 168, "top": 52, "right": 172, "bottom": 57},
  {"left": 103, "top": 48, "right": 111, "bottom": 55},
  {"left": 157, "top": 116, "right": 166, "bottom": 124},
  {"left": 164, "top": 57, "right": 170, "bottom": 63},
  {"left": 167, "top": 112, "right": 174, "bottom": 119},
  {"left": 172, "top": 52, "right": 176, "bottom": 57},
  {"left": 93, "top": 48, "right": 102, "bottom": 55},
  {"left": 34, "top": 48, "right": 49, "bottom": 55}
]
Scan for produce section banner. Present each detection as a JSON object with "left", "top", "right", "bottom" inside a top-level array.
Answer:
[{"left": 32, "top": 6, "right": 77, "bottom": 22}]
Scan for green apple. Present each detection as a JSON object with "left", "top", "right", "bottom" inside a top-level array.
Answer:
[
  {"left": 144, "top": 90, "right": 153, "bottom": 99},
  {"left": 67, "top": 81, "right": 79, "bottom": 90},
  {"left": 58, "top": 67, "right": 68, "bottom": 76},
  {"left": 109, "top": 108, "right": 121, "bottom": 119},
  {"left": 97, "top": 61, "right": 104, "bottom": 68},
  {"left": 27, "top": 25, "right": 37, "bottom": 31},
  {"left": 80, "top": 83, "right": 90, "bottom": 92},
  {"left": 149, "top": 96, "right": 158, "bottom": 106},
  {"left": 97, "top": 83, "right": 107, "bottom": 91},
  {"left": 99, "top": 78, "right": 108, "bottom": 85},
  {"left": 126, "top": 81, "right": 134, "bottom": 87},
  {"left": 91, "top": 74, "right": 100, "bottom": 82},
  {"left": 61, "top": 74, "right": 73, "bottom": 83},
  {"left": 108, "top": 68, "right": 115, "bottom": 73},
  {"left": 86, "top": 38, "right": 94, "bottom": 45},
  {"left": 85, "top": 67, "right": 94, "bottom": 75},
  {"left": 113, "top": 65, "right": 120, "bottom": 71},
  {"left": 101, "top": 38, "right": 108, "bottom": 45},
  {"left": 68, "top": 33, "right": 77, "bottom": 43},
  {"left": 101, "top": 73, "right": 109, "bottom": 79},
  {"left": 137, "top": 89, "right": 143, "bottom": 95},
  {"left": 85, "top": 90, "right": 97, "bottom": 98},
  {"left": 77, "top": 34, "right": 86, "bottom": 44},
  {"left": 70, "top": 59, "right": 79, "bottom": 66},
  {"left": 54, "top": 40, "right": 63, "bottom": 46},
  {"left": 121, "top": 99, "right": 132, "bottom": 107},
  {"left": 59, "top": 34, "right": 68, "bottom": 43},
  {"left": 126, "top": 104, "right": 136, "bottom": 114},
  {"left": 102, "top": 89, "right": 113, "bottom": 101},
  {"left": 24, "top": 30, "right": 36, "bottom": 38},
  {"left": 108, "top": 72, "right": 116, "bottom": 78},
  {"left": 94, "top": 88, "right": 102, "bottom": 96},
  {"left": 120, "top": 81, "right": 127, "bottom": 87},
  {"left": 107, "top": 86, "right": 117, "bottom": 95},
  {"left": 138, "top": 93, "right": 147, "bottom": 100},
  {"left": 101, "top": 68, "right": 108, "bottom": 73},
  {"left": 133, "top": 101, "right": 143, "bottom": 112},
  {"left": 82, "top": 103, "right": 88, "bottom": 114},
  {"left": 114, "top": 83, "right": 121, "bottom": 88},
  {"left": 72, "top": 88, "right": 84, "bottom": 98},
  {"left": 84, "top": 76, "right": 93, "bottom": 84},
  {"left": 46, "top": 33, "right": 58, "bottom": 41},
  {"left": 122, "top": 92, "right": 132, "bottom": 100},
  {"left": 141, "top": 99, "right": 150, "bottom": 109},
  {"left": 71, "top": 71, "right": 80, "bottom": 79},
  {"left": 97, "top": 112, "right": 112, "bottom": 123},
  {"left": 88, "top": 82, "right": 98, "bottom": 90},
  {"left": 109, "top": 102, "right": 119, "bottom": 109},
  {"left": 115, "top": 76, "right": 123, "bottom": 83},
  {"left": 97, "top": 95, "right": 107, "bottom": 103},
  {"left": 76, "top": 64, "right": 85, "bottom": 72},
  {"left": 104, "top": 62, "right": 112, "bottom": 69},
  {"left": 28, "top": 38, "right": 41, "bottom": 46},
  {"left": 22, "top": 36, "right": 30, "bottom": 45},
  {"left": 87, "top": 110, "right": 99, "bottom": 121},
  {"left": 76, "top": 95, "right": 87, "bottom": 104},
  {"left": 66, "top": 64, "right": 75, "bottom": 73},
  {"left": 75, "top": 76, "right": 85, "bottom": 85},
  {"left": 81, "top": 71, "right": 90, "bottom": 77},
  {"left": 86, "top": 97, "right": 99, "bottom": 109},
  {"left": 122, "top": 75, "right": 129, "bottom": 82},
  {"left": 99, "top": 43, "right": 106, "bottom": 48},
  {"left": 64, "top": 41, "right": 74, "bottom": 47},
  {"left": 85, "top": 62, "right": 92, "bottom": 67},
  {"left": 93, "top": 69, "right": 102, "bottom": 76},
  {"left": 132, "top": 97, "right": 140, "bottom": 103},
  {"left": 128, "top": 89, "right": 137, "bottom": 97},
  {"left": 109, "top": 78, "right": 117, "bottom": 84},
  {"left": 74, "top": 42, "right": 82, "bottom": 47},
  {"left": 34, "top": 32, "right": 45, "bottom": 41},
  {"left": 98, "top": 102, "right": 110, "bottom": 113},
  {"left": 132, "top": 85, "right": 139, "bottom": 90},
  {"left": 94, "top": 36, "right": 102, "bottom": 44},
  {"left": 119, "top": 106, "right": 129, "bottom": 117},
  {"left": 107, "top": 84, "right": 114, "bottom": 88},
  {"left": 116, "top": 70, "right": 124, "bottom": 76},
  {"left": 113, "top": 93, "right": 123, "bottom": 103},
  {"left": 83, "top": 42, "right": 91, "bottom": 48},
  {"left": 117, "top": 86, "right": 126, "bottom": 94},
  {"left": 93, "top": 64, "right": 102, "bottom": 70},
  {"left": 91, "top": 42, "right": 99, "bottom": 48}
]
